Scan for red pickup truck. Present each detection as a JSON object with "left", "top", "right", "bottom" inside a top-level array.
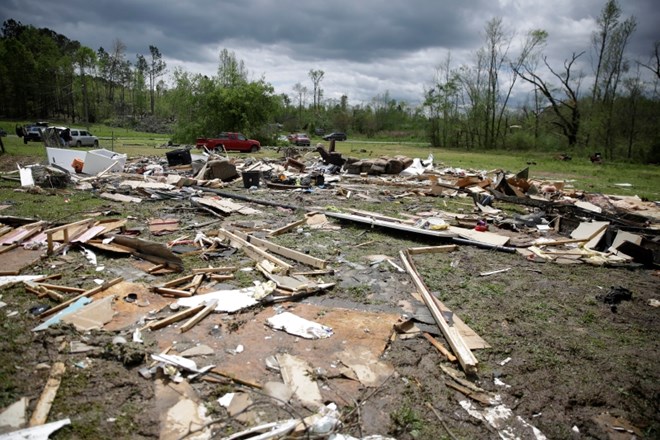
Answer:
[{"left": 195, "top": 132, "right": 261, "bottom": 152}]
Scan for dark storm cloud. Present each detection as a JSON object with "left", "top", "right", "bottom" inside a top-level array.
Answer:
[
  {"left": 2, "top": 0, "right": 495, "bottom": 61},
  {"left": 1, "top": 0, "right": 657, "bottom": 104}
]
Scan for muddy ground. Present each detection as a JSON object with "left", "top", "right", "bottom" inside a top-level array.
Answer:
[{"left": 0, "top": 155, "right": 658, "bottom": 440}]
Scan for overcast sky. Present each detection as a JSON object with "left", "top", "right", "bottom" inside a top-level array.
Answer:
[{"left": 2, "top": 0, "right": 658, "bottom": 106}]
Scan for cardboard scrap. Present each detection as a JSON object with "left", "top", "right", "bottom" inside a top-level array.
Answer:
[
  {"left": 570, "top": 221, "right": 609, "bottom": 250},
  {"left": 61, "top": 295, "right": 116, "bottom": 331},
  {"left": 154, "top": 379, "right": 212, "bottom": 440},
  {"left": 218, "top": 392, "right": 256, "bottom": 423},
  {"left": 32, "top": 297, "right": 92, "bottom": 332},
  {"left": 609, "top": 230, "right": 642, "bottom": 257},
  {"left": 148, "top": 219, "right": 179, "bottom": 236},
  {"left": 276, "top": 353, "right": 323, "bottom": 409},
  {"left": 338, "top": 345, "right": 395, "bottom": 387},
  {"left": 448, "top": 226, "right": 510, "bottom": 247},
  {"left": 180, "top": 345, "right": 214, "bottom": 357},
  {"left": 0, "top": 397, "right": 29, "bottom": 432}
]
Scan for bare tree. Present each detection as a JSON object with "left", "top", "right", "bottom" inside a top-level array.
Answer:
[
  {"left": 308, "top": 69, "right": 324, "bottom": 111},
  {"left": 500, "top": 29, "right": 547, "bottom": 146},
  {"left": 292, "top": 82, "right": 308, "bottom": 125},
  {"left": 622, "top": 70, "right": 643, "bottom": 159},
  {"left": 217, "top": 48, "right": 247, "bottom": 87},
  {"left": 483, "top": 17, "right": 509, "bottom": 149},
  {"left": 589, "top": 0, "right": 637, "bottom": 156},
  {"left": 514, "top": 52, "right": 585, "bottom": 147},
  {"left": 75, "top": 46, "right": 96, "bottom": 124},
  {"left": 108, "top": 39, "right": 126, "bottom": 103},
  {"left": 639, "top": 41, "right": 660, "bottom": 79},
  {"left": 456, "top": 19, "right": 545, "bottom": 149},
  {"left": 148, "top": 45, "right": 166, "bottom": 114}
]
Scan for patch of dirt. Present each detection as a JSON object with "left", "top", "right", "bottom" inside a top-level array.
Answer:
[
  {"left": 0, "top": 154, "right": 38, "bottom": 172},
  {"left": 0, "top": 173, "right": 658, "bottom": 440}
]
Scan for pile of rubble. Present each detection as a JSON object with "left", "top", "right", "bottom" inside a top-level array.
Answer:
[{"left": 0, "top": 144, "right": 658, "bottom": 439}]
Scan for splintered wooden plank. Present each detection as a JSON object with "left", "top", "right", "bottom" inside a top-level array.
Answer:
[
  {"left": 146, "top": 304, "right": 205, "bottom": 331},
  {"left": 161, "top": 274, "right": 196, "bottom": 288},
  {"left": 28, "top": 362, "right": 66, "bottom": 426},
  {"left": 39, "top": 277, "right": 123, "bottom": 319},
  {"left": 180, "top": 299, "right": 218, "bottom": 332},
  {"left": 153, "top": 287, "right": 193, "bottom": 297},
  {"left": 399, "top": 249, "right": 478, "bottom": 374},
  {"left": 234, "top": 230, "right": 327, "bottom": 269},
  {"left": 268, "top": 218, "right": 306, "bottom": 236},
  {"left": 191, "top": 266, "right": 237, "bottom": 274},
  {"left": 407, "top": 245, "right": 458, "bottom": 255},
  {"left": 217, "top": 228, "right": 292, "bottom": 273}
]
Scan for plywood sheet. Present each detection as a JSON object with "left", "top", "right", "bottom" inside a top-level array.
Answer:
[
  {"left": 96, "top": 282, "right": 173, "bottom": 331},
  {"left": 151, "top": 303, "right": 400, "bottom": 405},
  {"left": 1, "top": 247, "right": 43, "bottom": 273},
  {"left": 448, "top": 226, "right": 510, "bottom": 247}
]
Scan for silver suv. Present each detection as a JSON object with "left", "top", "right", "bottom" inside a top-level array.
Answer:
[{"left": 69, "top": 129, "right": 99, "bottom": 147}]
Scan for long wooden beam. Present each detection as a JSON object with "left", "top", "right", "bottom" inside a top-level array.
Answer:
[
  {"left": 39, "top": 277, "right": 123, "bottom": 319},
  {"left": 180, "top": 299, "right": 218, "bottom": 333},
  {"left": 28, "top": 362, "right": 66, "bottom": 426},
  {"left": 233, "top": 230, "right": 327, "bottom": 269},
  {"left": 145, "top": 304, "right": 205, "bottom": 331},
  {"left": 399, "top": 249, "right": 478, "bottom": 374},
  {"left": 217, "top": 228, "right": 293, "bottom": 273}
]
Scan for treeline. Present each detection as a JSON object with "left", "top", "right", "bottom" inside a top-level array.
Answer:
[
  {"left": 1, "top": 0, "right": 659, "bottom": 162},
  {"left": 423, "top": 1, "right": 660, "bottom": 162},
  {"left": 0, "top": 19, "right": 166, "bottom": 130}
]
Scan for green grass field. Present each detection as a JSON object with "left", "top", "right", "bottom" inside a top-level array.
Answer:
[{"left": 1, "top": 120, "right": 658, "bottom": 200}]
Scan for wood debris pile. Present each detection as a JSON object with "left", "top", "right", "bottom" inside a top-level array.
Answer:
[{"left": 0, "top": 146, "right": 657, "bottom": 439}]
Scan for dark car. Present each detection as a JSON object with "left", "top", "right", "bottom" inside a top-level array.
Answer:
[
  {"left": 23, "top": 125, "right": 45, "bottom": 144},
  {"left": 323, "top": 132, "right": 347, "bottom": 141}
]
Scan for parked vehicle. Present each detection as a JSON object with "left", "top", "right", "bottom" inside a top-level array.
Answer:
[
  {"left": 195, "top": 132, "right": 260, "bottom": 153},
  {"left": 288, "top": 133, "right": 311, "bottom": 146},
  {"left": 23, "top": 125, "right": 45, "bottom": 144},
  {"left": 68, "top": 129, "right": 99, "bottom": 147},
  {"left": 323, "top": 132, "right": 347, "bottom": 141}
]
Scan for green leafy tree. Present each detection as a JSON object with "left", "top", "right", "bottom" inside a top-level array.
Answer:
[{"left": 168, "top": 50, "right": 278, "bottom": 143}]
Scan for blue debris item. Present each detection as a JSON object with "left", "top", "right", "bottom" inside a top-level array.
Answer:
[{"left": 32, "top": 297, "right": 92, "bottom": 332}]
